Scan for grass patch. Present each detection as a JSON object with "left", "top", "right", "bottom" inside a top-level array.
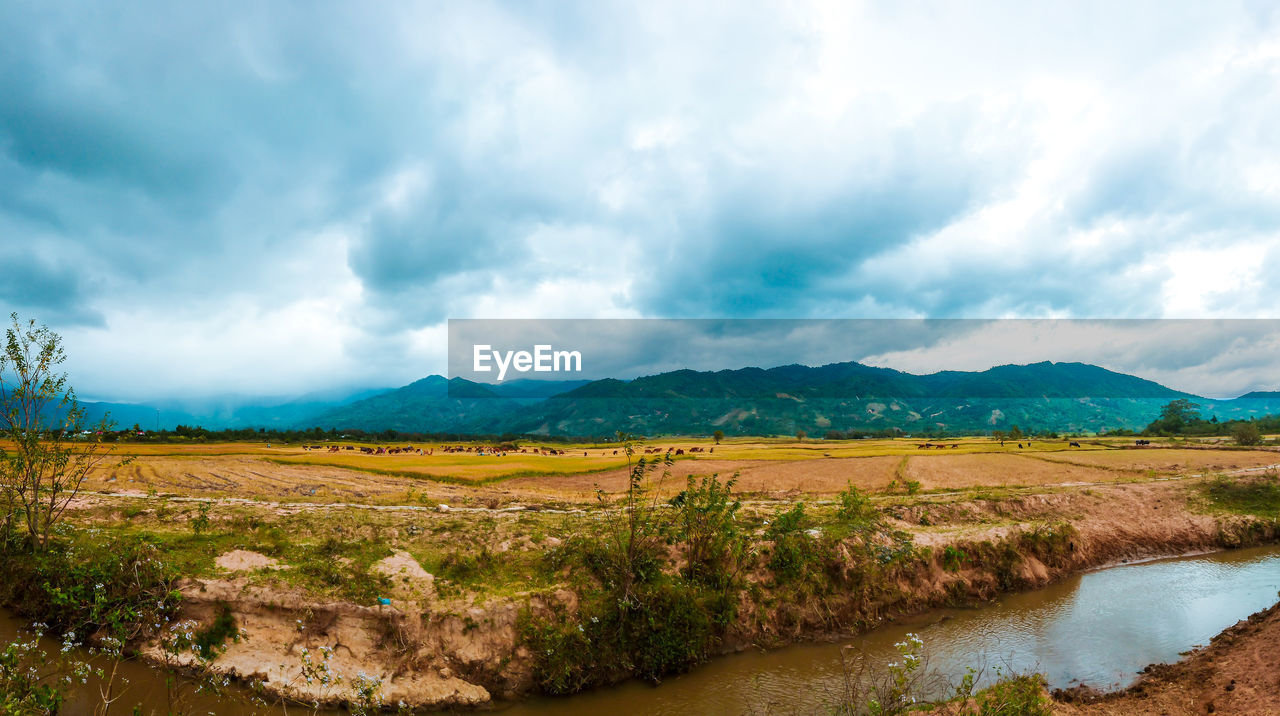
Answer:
[{"left": 1202, "top": 473, "right": 1280, "bottom": 518}]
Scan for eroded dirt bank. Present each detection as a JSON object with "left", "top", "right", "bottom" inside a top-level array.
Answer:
[{"left": 139, "top": 478, "right": 1280, "bottom": 710}]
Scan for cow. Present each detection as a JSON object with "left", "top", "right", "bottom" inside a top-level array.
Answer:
[
  {"left": 1069, "top": 441, "right": 1081, "bottom": 448},
  {"left": 675, "top": 448, "right": 685, "bottom": 455}
]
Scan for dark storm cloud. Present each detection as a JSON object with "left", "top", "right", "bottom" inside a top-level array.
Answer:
[{"left": 2, "top": 1, "right": 1279, "bottom": 399}]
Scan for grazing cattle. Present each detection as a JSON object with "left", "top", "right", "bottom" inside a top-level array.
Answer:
[
  {"left": 709, "top": 447, "right": 714, "bottom": 454},
  {"left": 1135, "top": 439, "right": 1151, "bottom": 446},
  {"left": 1017, "top": 443, "right": 1023, "bottom": 449},
  {"left": 950, "top": 444, "right": 959, "bottom": 448},
  {"left": 328, "top": 446, "right": 340, "bottom": 453},
  {"left": 613, "top": 450, "right": 618, "bottom": 455},
  {"left": 918, "top": 443, "right": 928, "bottom": 449},
  {"left": 675, "top": 448, "right": 685, "bottom": 455},
  {"left": 1069, "top": 441, "right": 1081, "bottom": 448}
]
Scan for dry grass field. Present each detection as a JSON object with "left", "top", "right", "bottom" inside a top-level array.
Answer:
[
  {"left": 1029, "top": 447, "right": 1280, "bottom": 474},
  {"left": 901, "top": 452, "right": 1137, "bottom": 489},
  {"left": 71, "top": 438, "right": 1280, "bottom": 505}
]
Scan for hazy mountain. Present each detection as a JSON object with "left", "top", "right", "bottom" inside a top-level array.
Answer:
[
  {"left": 79, "top": 385, "right": 391, "bottom": 431},
  {"left": 305, "top": 361, "right": 1259, "bottom": 436},
  {"left": 303, "top": 376, "right": 522, "bottom": 434},
  {"left": 69, "top": 362, "right": 1280, "bottom": 437}
]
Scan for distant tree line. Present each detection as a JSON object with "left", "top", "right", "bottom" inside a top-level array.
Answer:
[
  {"left": 100, "top": 424, "right": 619, "bottom": 445},
  {"left": 822, "top": 428, "right": 907, "bottom": 440},
  {"left": 1142, "top": 399, "right": 1276, "bottom": 445}
]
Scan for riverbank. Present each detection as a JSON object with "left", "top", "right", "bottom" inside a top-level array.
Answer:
[
  {"left": 3, "top": 465, "right": 1267, "bottom": 711},
  {"left": 5, "top": 453, "right": 1274, "bottom": 712},
  {"left": 1054, "top": 600, "right": 1280, "bottom": 715}
]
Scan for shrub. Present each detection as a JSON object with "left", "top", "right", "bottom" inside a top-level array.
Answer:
[
  {"left": 836, "top": 483, "right": 879, "bottom": 532},
  {"left": 973, "top": 673, "right": 1052, "bottom": 715},
  {"left": 192, "top": 604, "right": 239, "bottom": 659},
  {"left": 0, "top": 533, "right": 180, "bottom": 644},
  {"left": 766, "top": 503, "right": 818, "bottom": 583},
  {"left": 668, "top": 473, "right": 745, "bottom": 589},
  {"left": 941, "top": 545, "right": 967, "bottom": 572},
  {"left": 1233, "top": 422, "right": 1262, "bottom": 446}
]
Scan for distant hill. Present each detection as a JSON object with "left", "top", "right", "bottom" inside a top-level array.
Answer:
[
  {"left": 303, "top": 376, "right": 522, "bottom": 434},
  {"left": 304, "top": 360, "right": 1279, "bottom": 436},
  {"left": 70, "top": 362, "right": 1280, "bottom": 437},
  {"left": 492, "top": 361, "right": 1197, "bottom": 436}
]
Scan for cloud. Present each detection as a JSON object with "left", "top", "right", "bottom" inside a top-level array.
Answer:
[{"left": 2, "top": 1, "right": 1279, "bottom": 399}]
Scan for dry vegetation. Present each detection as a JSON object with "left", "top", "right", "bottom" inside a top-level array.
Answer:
[{"left": 74, "top": 438, "right": 1280, "bottom": 505}]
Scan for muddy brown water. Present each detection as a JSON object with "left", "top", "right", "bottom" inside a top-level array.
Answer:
[{"left": 4, "top": 545, "right": 1279, "bottom": 715}]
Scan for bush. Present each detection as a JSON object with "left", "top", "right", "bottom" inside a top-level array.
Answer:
[
  {"left": 523, "top": 439, "right": 737, "bottom": 694},
  {"left": 1233, "top": 422, "right": 1262, "bottom": 446},
  {"left": 836, "top": 483, "right": 879, "bottom": 532},
  {"left": 669, "top": 473, "right": 744, "bottom": 589},
  {"left": 0, "top": 533, "right": 180, "bottom": 644},
  {"left": 941, "top": 546, "right": 967, "bottom": 572},
  {"left": 767, "top": 503, "right": 821, "bottom": 583},
  {"left": 973, "top": 673, "right": 1052, "bottom": 715},
  {"left": 192, "top": 604, "right": 239, "bottom": 659}
]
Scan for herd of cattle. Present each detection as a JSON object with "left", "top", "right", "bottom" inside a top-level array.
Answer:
[
  {"left": 297, "top": 438, "right": 1164, "bottom": 458},
  {"left": 304, "top": 444, "right": 427, "bottom": 455},
  {"left": 298, "top": 443, "right": 719, "bottom": 457}
]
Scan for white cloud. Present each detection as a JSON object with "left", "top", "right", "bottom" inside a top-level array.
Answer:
[{"left": 3, "top": 1, "right": 1280, "bottom": 399}]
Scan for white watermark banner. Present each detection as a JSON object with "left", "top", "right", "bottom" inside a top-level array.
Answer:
[{"left": 446, "top": 318, "right": 1280, "bottom": 400}]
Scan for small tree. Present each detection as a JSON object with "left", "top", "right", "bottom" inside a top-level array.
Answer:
[
  {"left": 795, "top": 429, "right": 807, "bottom": 442},
  {"left": 0, "top": 314, "right": 121, "bottom": 552},
  {"left": 597, "top": 431, "right": 671, "bottom": 603},
  {"left": 712, "top": 430, "right": 724, "bottom": 445},
  {"left": 1233, "top": 422, "right": 1262, "bottom": 446}
]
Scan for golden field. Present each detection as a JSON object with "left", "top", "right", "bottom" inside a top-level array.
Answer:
[{"left": 64, "top": 436, "right": 1279, "bottom": 505}]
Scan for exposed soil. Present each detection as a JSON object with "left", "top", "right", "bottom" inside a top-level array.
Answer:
[
  {"left": 215, "top": 550, "right": 285, "bottom": 572},
  {"left": 133, "top": 477, "right": 1280, "bottom": 709},
  {"left": 903, "top": 453, "right": 1134, "bottom": 489},
  {"left": 1031, "top": 448, "right": 1280, "bottom": 474}
]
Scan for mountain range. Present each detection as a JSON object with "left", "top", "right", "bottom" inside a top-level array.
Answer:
[{"left": 81, "top": 361, "right": 1280, "bottom": 437}]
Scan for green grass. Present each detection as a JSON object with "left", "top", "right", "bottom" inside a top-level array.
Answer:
[{"left": 1202, "top": 473, "right": 1280, "bottom": 518}]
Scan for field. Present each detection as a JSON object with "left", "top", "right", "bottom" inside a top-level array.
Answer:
[{"left": 76, "top": 438, "right": 1280, "bottom": 504}]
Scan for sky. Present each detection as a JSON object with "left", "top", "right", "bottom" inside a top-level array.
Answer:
[{"left": 2, "top": 1, "right": 1280, "bottom": 402}]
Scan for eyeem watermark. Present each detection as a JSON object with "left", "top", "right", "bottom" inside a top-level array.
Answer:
[{"left": 473, "top": 344, "right": 582, "bottom": 382}]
